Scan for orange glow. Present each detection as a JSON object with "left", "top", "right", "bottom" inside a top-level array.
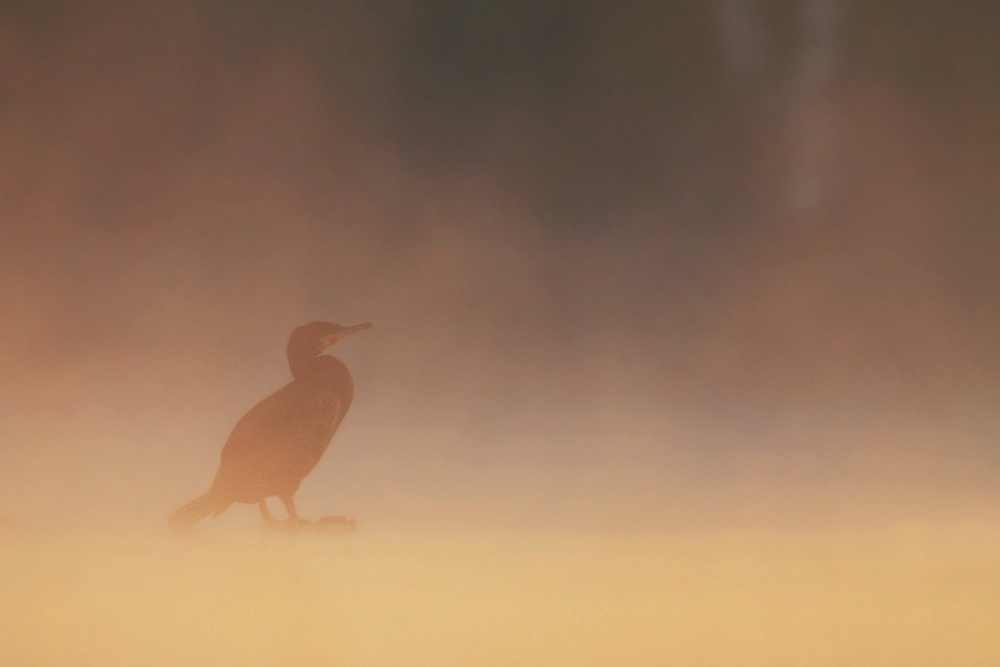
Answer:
[{"left": 2, "top": 526, "right": 999, "bottom": 665}]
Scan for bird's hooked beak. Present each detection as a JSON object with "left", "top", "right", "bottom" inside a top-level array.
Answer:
[{"left": 325, "top": 322, "right": 373, "bottom": 348}]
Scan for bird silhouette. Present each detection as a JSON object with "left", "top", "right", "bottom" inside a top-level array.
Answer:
[{"left": 169, "top": 321, "right": 371, "bottom": 529}]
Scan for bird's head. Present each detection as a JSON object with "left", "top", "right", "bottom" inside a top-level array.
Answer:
[{"left": 288, "top": 321, "right": 372, "bottom": 376}]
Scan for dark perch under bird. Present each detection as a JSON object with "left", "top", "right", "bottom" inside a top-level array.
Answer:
[{"left": 169, "top": 321, "right": 371, "bottom": 529}]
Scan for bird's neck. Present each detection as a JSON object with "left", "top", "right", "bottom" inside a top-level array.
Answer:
[{"left": 288, "top": 345, "right": 323, "bottom": 380}]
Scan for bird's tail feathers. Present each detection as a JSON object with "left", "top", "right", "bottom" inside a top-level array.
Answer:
[{"left": 168, "top": 492, "right": 231, "bottom": 529}]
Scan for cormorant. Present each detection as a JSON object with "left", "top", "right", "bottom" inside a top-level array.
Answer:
[{"left": 168, "top": 321, "right": 371, "bottom": 529}]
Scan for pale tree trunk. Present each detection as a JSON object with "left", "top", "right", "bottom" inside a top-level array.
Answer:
[{"left": 713, "top": 0, "right": 843, "bottom": 223}]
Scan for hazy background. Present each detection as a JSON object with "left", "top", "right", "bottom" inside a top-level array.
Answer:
[{"left": 2, "top": 0, "right": 999, "bottom": 529}]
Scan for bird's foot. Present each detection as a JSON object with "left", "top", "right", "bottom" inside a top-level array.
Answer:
[
  {"left": 260, "top": 514, "right": 355, "bottom": 534},
  {"left": 315, "top": 515, "right": 357, "bottom": 533},
  {"left": 262, "top": 516, "right": 312, "bottom": 532}
]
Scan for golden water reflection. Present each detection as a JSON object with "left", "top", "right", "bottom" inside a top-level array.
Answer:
[{"left": 1, "top": 526, "right": 998, "bottom": 666}]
